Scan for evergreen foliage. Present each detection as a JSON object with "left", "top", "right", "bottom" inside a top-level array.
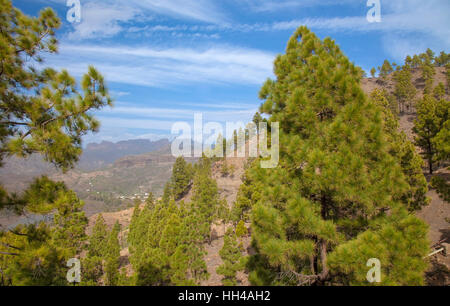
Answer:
[
  {"left": 370, "top": 89, "right": 429, "bottom": 211},
  {"left": 127, "top": 157, "right": 227, "bottom": 285},
  {"left": 239, "top": 26, "right": 429, "bottom": 285},
  {"left": 378, "top": 60, "right": 393, "bottom": 82},
  {"left": 393, "top": 65, "right": 416, "bottom": 113},
  {"left": 171, "top": 157, "right": 193, "bottom": 200},
  {"left": 0, "top": 1, "right": 110, "bottom": 285},
  {"left": 216, "top": 228, "right": 244, "bottom": 286},
  {"left": 104, "top": 222, "right": 121, "bottom": 286},
  {"left": 413, "top": 94, "right": 449, "bottom": 174}
]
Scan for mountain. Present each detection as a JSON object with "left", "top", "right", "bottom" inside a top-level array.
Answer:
[
  {"left": 0, "top": 138, "right": 175, "bottom": 217},
  {"left": 51, "top": 146, "right": 196, "bottom": 214},
  {"left": 78, "top": 139, "right": 170, "bottom": 171}
]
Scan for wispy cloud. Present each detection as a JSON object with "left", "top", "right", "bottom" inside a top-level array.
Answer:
[
  {"left": 130, "top": 0, "right": 227, "bottom": 24},
  {"left": 46, "top": 44, "right": 275, "bottom": 87},
  {"left": 238, "top": 0, "right": 358, "bottom": 13},
  {"left": 57, "top": 0, "right": 227, "bottom": 39},
  {"left": 66, "top": 2, "right": 139, "bottom": 39},
  {"left": 102, "top": 106, "right": 258, "bottom": 121}
]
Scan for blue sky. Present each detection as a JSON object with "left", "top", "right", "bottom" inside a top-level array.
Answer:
[{"left": 13, "top": 0, "right": 450, "bottom": 144}]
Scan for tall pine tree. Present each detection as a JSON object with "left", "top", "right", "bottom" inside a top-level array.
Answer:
[{"left": 243, "top": 27, "right": 429, "bottom": 286}]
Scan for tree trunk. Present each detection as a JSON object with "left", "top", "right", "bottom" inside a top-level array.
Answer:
[
  {"left": 309, "top": 255, "right": 315, "bottom": 275},
  {"left": 427, "top": 138, "right": 433, "bottom": 174},
  {"left": 319, "top": 240, "right": 329, "bottom": 281}
]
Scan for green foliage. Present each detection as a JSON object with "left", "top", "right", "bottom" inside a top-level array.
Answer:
[
  {"left": 430, "top": 176, "right": 450, "bottom": 202},
  {"left": 88, "top": 214, "right": 108, "bottom": 258},
  {"left": 145, "top": 192, "right": 155, "bottom": 208},
  {"left": 0, "top": 223, "right": 69, "bottom": 285},
  {"left": 328, "top": 211, "right": 429, "bottom": 285},
  {"left": 370, "top": 67, "right": 376, "bottom": 78},
  {"left": 80, "top": 256, "right": 103, "bottom": 286},
  {"left": 84, "top": 218, "right": 124, "bottom": 286},
  {"left": 52, "top": 190, "right": 88, "bottom": 254},
  {"left": 127, "top": 158, "right": 228, "bottom": 285},
  {"left": 236, "top": 220, "right": 248, "bottom": 238},
  {"left": 433, "top": 82, "right": 446, "bottom": 100},
  {"left": 161, "top": 182, "right": 172, "bottom": 204},
  {"left": 379, "top": 60, "right": 393, "bottom": 82},
  {"left": 216, "top": 228, "right": 244, "bottom": 286},
  {"left": 393, "top": 65, "right": 416, "bottom": 113},
  {"left": 0, "top": 0, "right": 112, "bottom": 171},
  {"left": 435, "top": 51, "right": 449, "bottom": 67},
  {"left": 221, "top": 160, "right": 230, "bottom": 176},
  {"left": 413, "top": 95, "right": 449, "bottom": 174},
  {"left": 446, "top": 63, "right": 450, "bottom": 92},
  {"left": 0, "top": 183, "right": 88, "bottom": 285},
  {"left": 253, "top": 112, "right": 263, "bottom": 127},
  {"left": 171, "top": 157, "right": 193, "bottom": 200},
  {"left": 371, "top": 89, "right": 429, "bottom": 211},
  {"left": 104, "top": 222, "right": 121, "bottom": 286},
  {"left": 242, "top": 26, "right": 429, "bottom": 285},
  {"left": 434, "top": 119, "right": 450, "bottom": 161},
  {"left": 0, "top": 1, "right": 111, "bottom": 285}
]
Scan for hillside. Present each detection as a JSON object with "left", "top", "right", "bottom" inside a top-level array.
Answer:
[
  {"left": 0, "top": 139, "right": 178, "bottom": 226},
  {"left": 78, "top": 139, "right": 170, "bottom": 171},
  {"left": 87, "top": 155, "right": 252, "bottom": 285},
  {"left": 86, "top": 67, "right": 450, "bottom": 286}
]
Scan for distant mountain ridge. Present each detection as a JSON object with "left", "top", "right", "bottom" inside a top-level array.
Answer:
[
  {"left": 79, "top": 138, "right": 170, "bottom": 171},
  {"left": 0, "top": 138, "right": 171, "bottom": 193}
]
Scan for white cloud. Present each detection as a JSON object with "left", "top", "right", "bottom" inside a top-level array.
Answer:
[
  {"left": 47, "top": 44, "right": 275, "bottom": 87},
  {"left": 129, "top": 0, "right": 227, "bottom": 24},
  {"left": 102, "top": 106, "right": 257, "bottom": 122},
  {"left": 60, "top": 0, "right": 227, "bottom": 39},
  {"left": 65, "top": 2, "right": 139, "bottom": 39},
  {"left": 239, "top": 0, "right": 358, "bottom": 12}
]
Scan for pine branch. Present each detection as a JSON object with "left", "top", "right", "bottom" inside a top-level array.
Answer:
[{"left": 0, "top": 251, "right": 19, "bottom": 256}]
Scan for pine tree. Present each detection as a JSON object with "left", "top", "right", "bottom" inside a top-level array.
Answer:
[
  {"left": 434, "top": 119, "right": 450, "bottom": 161},
  {"left": 393, "top": 65, "right": 416, "bottom": 113},
  {"left": 370, "top": 89, "right": 429, "bottom": 211},
  {"left": 236, "top": 220, "right": 248, "bottom": 250},
  {"left": 52, "top": 190, "right": 88, "bottom": 255},
  {"left": 171, "top": 157, "right": 192, "bottom": 200},
  {"left": 328, "top": 209, "right": 429, "bottom": 285},
  {"left": 413, "top": 95, "right": 449, "bottom": 174},
  {"left": 253, "top": 112, "right": 263, "bottom": 128},
  {"left": 80, "top": 256, "right": 103, "bottom": 286},
  {"left": 446, "top": 63, "right": 450, "bottom": 92},
  {"left": 0, "top": 0, "right": 110, "bottom": 284},
  {"left": 412, "top": 55, "right": 421, "bottom": 68},
  {"left": 420, "top": 50, "right": 436, "bottom": 94},
  {"left": 127, "top": 169, "right": 212, "bottom": 286},
  {"left": 161, "top": 182, "right": 173, "bottom": 204},
  {"left": 0, "top": 0, "right": 111, "bottom": 173},
  {"left": 405, "top": 55, "right": 413, "bottom": 67},
  {"left": 0, "top": 181, "right": 88, "bottom": 285},
  {"left": 216, "top": 228, "right": 244, "bottom": 286},
  {"left": 145, "top": 192, "right": 155, "bottom": 208},
  {"left": 379, "top": 60, "right": 394, "bottom": 82},
  {"left": 1, "top": 223, "right": 69, "bottom": 285},
  {"left": 236, "top": 220, "right": 248, "bottom": 239},
  {"left": 435, "top": 51, "right": 449, "bottom": 67},
  {"left": 104, "top": 222, "right": 121, "bottom": 286},
  {"left": 433, "top": 82, "right": 446, "bottom": 100},
  {"left": 370, "top": 68, "right": 376, "bottom": 78},
  {"left": 245, "top": 26, "right": 429, "bottom": 285},
  {"left": 88, "top": 215, "right": 108, "bottom": 258}
]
